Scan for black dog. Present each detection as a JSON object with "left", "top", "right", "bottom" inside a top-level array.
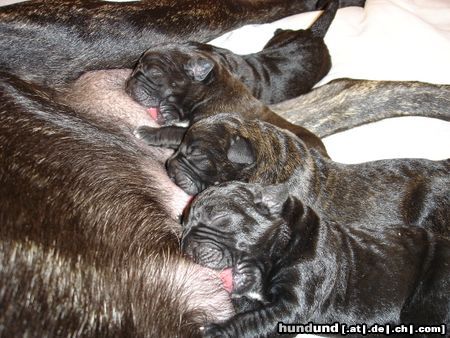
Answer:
[
  {"left": 126, "top": 0, "right": 337, "bottom": 115},
  {"left": 126, "top": 1, "right": 340, "bottom": 156},
  {"left": 140, "top": 113, "right": 449, "bottom": 236},
  {"left": 181, "top": 181, "right": 450, "bottom": 337}
]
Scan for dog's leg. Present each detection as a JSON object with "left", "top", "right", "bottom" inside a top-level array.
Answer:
[{"left": 271, "top": 79, "right": 450, "bottom": 138}]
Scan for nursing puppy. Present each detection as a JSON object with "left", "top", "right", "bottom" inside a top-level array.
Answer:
[
  {"left": 140, "top": 114, "right": 449, "bottom": 236},
  {"left": 126, "top": 0, "right": 337, "bottom": 115},
  {"left": 181, "top": 181, "right": 450, "bottom": 337},
  {"left": 125, "top": 2, "right": 341, "bottom": 157}
]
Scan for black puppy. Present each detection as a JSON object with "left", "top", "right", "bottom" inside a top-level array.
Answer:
[
  {"left": 140, "top": 114, "right": 449, "bottom": 236},
  {"left": 126, "top": 0, "right": 336, "bottom": 116},
  {"left": 182, "top": 181, "right": 450, "bottom": 338},
  {"left": 126, "top": 1, "right": 338, "bottom": 156}
]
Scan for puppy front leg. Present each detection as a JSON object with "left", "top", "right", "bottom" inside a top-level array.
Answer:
[{"left": 134, "top": 126, "right": 187, "bottom": 149}]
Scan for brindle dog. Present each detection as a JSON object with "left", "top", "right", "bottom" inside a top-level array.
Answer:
[
  {"left": 126, "top": 0, "right": 338, "bottom": 113},
  {"left": 126, "top": 0, "right": 339, "bottom": 156},
  {"left": 2, "top": 0, "right": 371, "bottom": 336},
  {"left": 139, "top": 113, "right": 449, "bottom": 237},
  {"left": 182, "top": 181, "right": 450, "bottom": 337}
]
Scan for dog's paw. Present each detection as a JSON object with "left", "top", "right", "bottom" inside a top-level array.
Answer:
[
  {"left": 134, "top": 125, "right": 154, "bottom": 138},
  {"left": 159, "top": 103, "right": 181, "bottom": 124},
  {"left": 134, "top": 126, "right": 161, "bottom": 145},
  {"left": 201, "top": 323, "right": 228, "bottom": 338},
  {"left": 233, "top": 260, "right": 261, "bottom": 290}
]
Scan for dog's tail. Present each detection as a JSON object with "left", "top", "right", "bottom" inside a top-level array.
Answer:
[
  {"left": 310, "top": 0, "right": 339, "bottom": 38},
  {"left": 271, "top": 78, "right": 450, "bottom": 138}
]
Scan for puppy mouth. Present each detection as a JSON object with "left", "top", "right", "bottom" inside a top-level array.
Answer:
[
  {"left": 146, "top": 102, "right": 186, "bottom": 126},
  {"left": 147, "top": 106, "right": 161, "bottom": 122}
]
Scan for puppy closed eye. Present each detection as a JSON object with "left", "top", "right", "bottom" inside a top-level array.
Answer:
[
  {"left": 186, "top": 148, "right": 204, "bottom": 157},
  {"left": 147, "top": 67, "right": 163, "bottom": 78},
  {"left": 192, "top": 157, "right": 215, "bottom": 171},
  {"left": 145, "top": 67, "right": 164, "bottom": 85}
]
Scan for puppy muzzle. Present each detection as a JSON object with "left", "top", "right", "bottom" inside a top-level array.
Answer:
[{"left": 166, "top": 157, "right": 206, "bottom": 195}]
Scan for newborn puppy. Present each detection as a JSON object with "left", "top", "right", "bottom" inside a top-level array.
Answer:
[
  {"left": 141, "top": 113, "right": 449, "bottom": 236},
  {"left": 126, "top": 2, "right": 339, "bottom": 156},
  {"left": 126, "top": 0, "right": 336, "bottom": 115},
  {"left": 182, "top": 181, "right": 450, "bottom": 338}
]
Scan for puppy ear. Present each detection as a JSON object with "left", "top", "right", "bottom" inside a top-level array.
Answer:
[
  {"left": 184, "top": 58, "right": 214, "bottom": 81},
  {"left": 227, "top": 135, "right": 255, "bottom": 165},
  {"left": 255, "top": 184, "right": 289, "bottom": 215}
]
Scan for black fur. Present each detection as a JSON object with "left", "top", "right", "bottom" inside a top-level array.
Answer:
[
  {"left": 182, "top": 181, "right": 450, "bottom": 337},
  {"left": 141, "top": 113, "right": 449, "bottom": 237},
  {"left": 126, "top": 0, "right": 337, "bottom": 123}
]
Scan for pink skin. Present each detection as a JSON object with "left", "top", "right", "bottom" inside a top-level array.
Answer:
[
  {"left": 64, "top": 70, "right": 233, "bottom": 320},
  {"left": 220, "top": 268, "right": 234, "bottom": 293},
  {"left": 140, "top": 80, "right": 233, "bottom": 295},
  {"left": 148, "top": 107, "right": 160, "bottom": 121}
]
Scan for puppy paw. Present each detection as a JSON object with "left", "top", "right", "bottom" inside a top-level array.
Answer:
[
  {"left": 159, "top": 103, "right": 182, "bottom": 125},
  {"left": 134, "top": 126, "right": 161, "bottom": 145},
  {"left": 232, "top": 259, "right": 264, "bottom": 300},
  {"left": 201, "top": 323, "right": 228, "bottom": 338},
  {"left": 134, "top": 125, "right": 153, "bottom": 138}
]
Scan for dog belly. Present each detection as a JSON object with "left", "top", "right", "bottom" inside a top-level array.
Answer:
[{"left": 0, "top": 71, "right": 232, "bottom": 336}]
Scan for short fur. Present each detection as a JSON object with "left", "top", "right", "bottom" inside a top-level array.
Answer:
[
  {"left": 2, "top": 0, "right": 353, "bottom": 88},
  {"left": 126, "top": 0, "right": 337, "bottom": 110},
  {"left": 125, "top": 33, "right": 331, "bottom": 155},
  {"left": 182, "top": 181, "right": 450, "bottom": 337},
  {"left": 140, "top": 113, "right": 449, "bottom": 237},
  {"left": 272, "top": 78, "right": 450, "bottom": 137}
]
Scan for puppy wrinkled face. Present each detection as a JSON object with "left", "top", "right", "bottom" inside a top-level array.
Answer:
[
  {"left": 125, "top": 43, "right": 215, "bottom": 125},
  {"left": 181, "top": 182, "right": 289, "bottom": 269},
  {"left": 165, "top": 119, "right": 256, "bottom": 195}
]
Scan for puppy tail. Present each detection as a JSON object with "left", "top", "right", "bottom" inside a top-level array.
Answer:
[
  {"left": 310, "top": 0, "right": 339, "bottom": 38},
  {"left": 271, "top": 78, "right": 450, "bottom": 138}
]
